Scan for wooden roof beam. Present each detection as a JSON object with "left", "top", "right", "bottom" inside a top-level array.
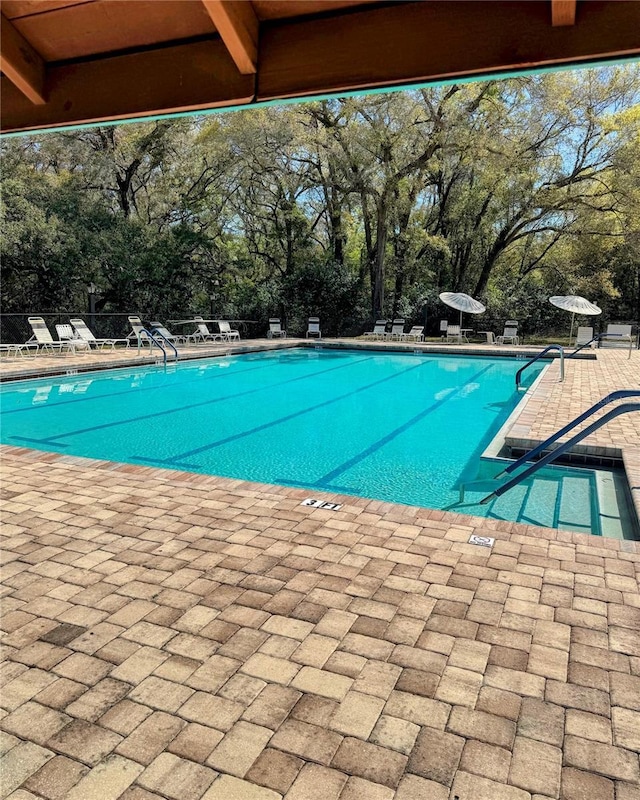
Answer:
[
  {"left": 202, "top": 0, "right": 258, "bottom": 74},
  {"left": 552, "top": 0, "right": 577, "bottom": 26},
  {"left": 258, "top": 1, "right": 640, "bottom": 101},
  {"left": 0, "top": 12, "right": 46, "bottom": 104},
  {"left": 0, "top": 38, "right": 254, "bottom": 133}
]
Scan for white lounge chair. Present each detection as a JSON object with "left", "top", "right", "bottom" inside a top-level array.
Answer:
[
  {"left": 600, "top": 324, "right": 633, "bottom": 348},
  {"left": 401, "top": 326, "right": 424, "bottom": 342},
  {"left": 193, "top": 317, "right": 223, "bottom": 343},
  {"left": 217, "top": 320, "right": 240, "bottom": 342},
  {"left": 128, "top": 316, "right": 155, "bottom": 350},
  {"left": 446, "top": 324, "right": 467, "bottom": 343},
  {"left": 150, "top": 321, "right": 193, "bottom": 345},
  {"left": 267, "top": 319, "right": 286, "bottom": 338},
  {"left": 439, "top": 320, "right": 449, "bottom": 340},
  {"left": 575, "top": 326, "right": 595, "bottom": 349},
  {"left": 306, "top": 317, "right": 321, "bottom": 338},
  {"left": 55, "top": 324, "right": 90, "bottom": 354},
  {"left": 0, "top": 343, "right": 37, "bottom": 359},
  {"left": 387, "top": 319, "right": 406, "bottom": 340},
  {"left": 71, "top": 318, "right": 129, "bottom": 350},
  {"left": 27, "top": 317, "right": 75, "bottom": 356},
  {"left": 497, "top": 320, "right": 519, "bottom": 345},
  {"left": 364, "top": 320, "right": 387, "bottom": 340}
]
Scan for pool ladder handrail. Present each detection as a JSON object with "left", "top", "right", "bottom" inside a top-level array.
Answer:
[
  {"left": 515, "top": 344, "right": 564, "bottom": 391},
  {"left": 496, "top": 389, "right": 640, "bottom": 479},
  {"left": 137, "top": 327, "right": 178, "bottom": 365},
  {"left": 567, "top": 332, "right": 606, "bottom": 358},
  {"left": 150, "top": 328, "right": 178, "bottom": 363},
  {"left": 568, "top": 331, "right": 634, "bottom": 360},
  {"left": 479, "top": 401, "right": 640, "bottom": 505}
]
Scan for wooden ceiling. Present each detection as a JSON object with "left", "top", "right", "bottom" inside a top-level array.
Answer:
[{"left": 1, "top": 0, "right": 639, "bottom": 134}]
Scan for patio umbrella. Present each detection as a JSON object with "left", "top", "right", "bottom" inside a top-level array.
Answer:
[
  {"left": 549, "top": 295, "right": 601, "bottom": 344},
  {"left": 439, "top": 292, "right": 486, "bottom": 328}
]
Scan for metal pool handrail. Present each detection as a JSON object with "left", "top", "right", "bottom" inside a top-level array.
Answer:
[
  {"left": 137, "top": 327, "right": 178, "bottom": 365},
  {"left": 150, "top": 328, "right": 178, "bottom": 363},
  {"left": 480, "top": 402, "right": 640, "bottom": 505},
  {"left": 515, "top": 344, "right": 564, "bottom": 391},
  {"left": 496, "top": 389, "right": 640, "bottom": 479}
]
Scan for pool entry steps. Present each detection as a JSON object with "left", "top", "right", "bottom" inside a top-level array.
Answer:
[{"left": 482, "top": 392, "right": 640, "bottom": 504}]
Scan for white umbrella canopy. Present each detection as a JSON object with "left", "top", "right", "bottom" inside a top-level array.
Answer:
[
  {"left": 549, "top": 295, "right": 602, "bottom": 344},
  {"left": 439, "top": 292, "right": 486, "bottom": 328}
]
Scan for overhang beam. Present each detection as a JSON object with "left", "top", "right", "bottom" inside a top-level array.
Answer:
[
  {"left": 202, "top": 0, "right": 259, "bottom": 74},
  {"left": 0, "top": 11, "right": 46, "bottom": 104},
  {"left": 552, "top": 0, "right": 577, "bottom": 27},
  {"left": 0, "top": 38, "right": 254, "bottom": 133},
  {"left": 258, "top": 0, "right": 640, "bottom": 101}
]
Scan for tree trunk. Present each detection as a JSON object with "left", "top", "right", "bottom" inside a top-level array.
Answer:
[{"left": 372, "top": 198, "right": 389, "bottom": 317}]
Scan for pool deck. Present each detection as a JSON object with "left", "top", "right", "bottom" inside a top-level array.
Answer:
[{"left": 1, "top": 341, "right": 639, "bottom": 800}]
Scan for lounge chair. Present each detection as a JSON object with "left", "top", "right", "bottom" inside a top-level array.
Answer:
[
  {"left": 217, "top": 320, "right": 240, "bottom": 342},
  {"left": 445, "top": 324, "right": 467, "bottom": 343},
  {"left": 267, "top": 319, "right": 286, "bottom": 338},
  {"left": 306, "top": 317, "right": 321, "bottom": 339},
  {"left": 150, "top": 322, "right": 193, "bottom": 345},
  {"left": 574, "top": 326, "right": 595, "bottom": 349},
  {"left": 0, "top": 343, "right": 36, "bottom": 359},
  {"left": 55, "top": 324, "right": 90, "bottom": 354},
  {"left": 497, "top": 320, "right": 519, "bottom": 345},
  {"left": 128, "top": 316, "right": 155, "bottom": 350},
  {"left": 27, "top": 317, "right": 75, "bottom": 356},
  {"left": 439, "top": 320, "right": 449, "bottom": 340},
  {"left": 386, "top": 319, "right": 406, "bottom": 340},
  {"left": 600, "top": 324, "right": 633, "bottom": 348},
  {"left": 401, "top": 326, "right": 424, "bottom": 342},
  {"left": 71, "top": 318, "right": 130, "bottom": 350},
  {"left": 364, "top": 320, "right": 387, "bottom": 340},
  {"left": 193, "top": 317, "right": 223, "bottom": 343}
]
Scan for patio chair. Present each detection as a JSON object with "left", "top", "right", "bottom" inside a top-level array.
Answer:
[
  {"left": 306, "top": 317, "right": 321, "bottom": 338},
  {"left": 401, "top": 326, "right": 424, "bottom": 342},
  {"left": 128, "top": 316, "right": 155, "bottom": 350},
  {"left": 439, "top": 320, "right": 449, "bottom": 340},
  {"left": 600, "top": 324, "right": 633, "bottom": 348},
  {"left": 0, "top": 343, "right": 34, "bottom": 359},
  {"left": 71, "top": 318, "right": 130, "bottom": 351},
  {"left": 193, "top": 317, "right": 223, "bottom": 344},
  {"left": 445, "top": 324, "right": 467, "bottom": 343},
  {"left": 267, "top": 319, "right": 286, "bottom": 338},
  {"left": 574, "top": 326, "right": 595, "bottom": 349},
  {"left": 364, "top": 320, "right": 387, "bottom": 340},
  {"left": 150, "top": 321, "right": 193, "bottom": 345},
  {"left": 217, "top": 320, "right": 240, "bottom": 342},
  {"left": 27, "top": 317, "right": 75, "bottom": 356},
  {"left": 497, "top": 320, "right": 519, "bottom": 345},
  {"left": 55, "top": 324, "right": 90, "bottom": 354},
  {"left": 386, "top": 319, "right": 406, "bottom": 340}
]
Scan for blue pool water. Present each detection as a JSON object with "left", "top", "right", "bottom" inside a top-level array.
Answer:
[{"left": 0, "top": 349, "right": 633, "bottom": 536}]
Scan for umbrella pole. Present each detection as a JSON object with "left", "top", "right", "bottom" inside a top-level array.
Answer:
[
  {"left": 459, "top": 310, "right": 463, "bottom": 329},
  {"left": 570, "top": 312, "right": 575, "bottom": 346}
]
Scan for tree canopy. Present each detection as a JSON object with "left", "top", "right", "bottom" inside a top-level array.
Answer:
[{"left": 2, "top": 65, "right": 639, "bottom": 336}]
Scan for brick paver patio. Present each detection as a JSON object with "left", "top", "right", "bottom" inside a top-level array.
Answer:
[{"left": 1, "top": 342, "right": 639, "bottom": 799}]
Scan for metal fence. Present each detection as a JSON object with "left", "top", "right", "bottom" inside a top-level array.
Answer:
[
  {"left": 1, "top": 312, "right": 637, "bottom": 347},
  {"left": 0, "top": 314, "right": 265, "bottom": 344}
]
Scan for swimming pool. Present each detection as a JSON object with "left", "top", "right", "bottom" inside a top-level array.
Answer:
[{"left": 0, "top": 349, "right": 634, "bottom": 537}]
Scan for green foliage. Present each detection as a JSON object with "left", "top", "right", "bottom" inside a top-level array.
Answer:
[{"left": 1, "top": 65, "right": 639, "bottom": 335}]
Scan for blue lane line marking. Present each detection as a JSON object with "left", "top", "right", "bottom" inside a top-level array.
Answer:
[
  {"left": 8, "top": 355, "right": 375, "bottom": 447},
  {"left": 281, "top": 364, "right": 493, "bottom": 491},
  {"left": 0, "top": 357, "right": 278, "bottom": 416},
  {"left": 131, "top": 360, "right": 433, "bottom": 469}
]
